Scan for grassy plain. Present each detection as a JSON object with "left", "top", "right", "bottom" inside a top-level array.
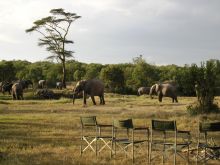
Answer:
[{"left": 0, "top": 92, "right": 219, "bottom": 165}]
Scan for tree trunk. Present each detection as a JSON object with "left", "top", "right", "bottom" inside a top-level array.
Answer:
[{"left": 62, "top": 60, "right": 66, "bottom": 88}]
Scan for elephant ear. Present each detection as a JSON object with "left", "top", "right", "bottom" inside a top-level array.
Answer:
[
  {"left": 74, "top": 80, "right": 87, "bottom": 93},
  {"left": 79, "top": 80, "right": 87, "bottom": 88},
  {"left": 155, "top": 83, "right": 161, "bottom": 92}
]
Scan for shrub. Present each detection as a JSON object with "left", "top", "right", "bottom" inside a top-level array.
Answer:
[{"left": 187, "top": 102, "right": 219, "bottom": 116}]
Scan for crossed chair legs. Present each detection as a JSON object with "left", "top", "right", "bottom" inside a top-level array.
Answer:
[{"left": 80, "top": 136, "right": 113, "bottom": 156}]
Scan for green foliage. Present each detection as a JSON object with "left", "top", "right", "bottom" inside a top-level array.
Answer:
[
  {"left": 100, "top": 65, "right": 125, "bottom": 93},
  {"left": 0, "top": 61, "right": 16, "bottom": 81},
  {"left": 83, "top": 63, "right": 103, "bottom": 80},
  {"left": 26, "top": 65, "right": 43, "bottom": 83},
  {"left": 1, "top": 58, "right": 220, "bottom": 97},
  {"left": 187, "top": 60, "right": 220, "bottom": 115},
  {"left": 186, "top": 103, "right": 219, "bottom": 116},
  {"left": 132, "top": 61, "right": 158, "bottom": 89}
]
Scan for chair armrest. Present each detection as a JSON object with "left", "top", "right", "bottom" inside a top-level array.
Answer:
[
  {"left": 97, "top": 124, "right": 112, "bottom": 128},
  {"left": 134, "top": 127, "right": 149, "bottom": 131},
  {"left": 177, "top": 130, "right": 190, "bottom": 135}
]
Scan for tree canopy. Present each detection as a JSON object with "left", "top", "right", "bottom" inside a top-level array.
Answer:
[{"left": 26, "top": 8, "right": 81, "bottom": 88}]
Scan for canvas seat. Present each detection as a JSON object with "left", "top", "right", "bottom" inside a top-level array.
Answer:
[
  {"left": 80, "top": 116, "right": 112, "bottom": 156},
  {"left": 196, "top": 121, "right": 220, "bottom": 164},
  {"left": 111, "top": 119, "right": 149, "bottom": 164},
  {"left": 149, "top": 120, "right": 191, "bottom": 165}
]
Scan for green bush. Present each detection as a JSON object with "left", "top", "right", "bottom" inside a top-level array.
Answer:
[{"left": 187, "top": 102, "right": 220, "bottom": 116}]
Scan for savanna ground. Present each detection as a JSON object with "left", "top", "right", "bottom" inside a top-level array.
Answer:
[{"left": 0, "top": 90, "right": 220, "bottom": 165}]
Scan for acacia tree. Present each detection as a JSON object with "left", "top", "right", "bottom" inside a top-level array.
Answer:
[{"left": 26, "top": 8, "right": 81, "bottom": 88}]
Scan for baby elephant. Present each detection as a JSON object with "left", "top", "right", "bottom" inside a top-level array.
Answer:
[
  {"left": 137, "top": 87, "right": 150, "bottom": 96},
  {"left": 56, "top": 82, "right": 63, "bottom": 90}
]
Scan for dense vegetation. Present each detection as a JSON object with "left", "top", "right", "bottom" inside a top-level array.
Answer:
[
  {"left": 0, "top": 56, "right": 220, "bottom": 96},
  {"left": 1, "top": 56, "right": 220, "bottom": 97}
]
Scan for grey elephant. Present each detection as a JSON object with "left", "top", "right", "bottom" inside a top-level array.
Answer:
[
  {"left": 149, "top": 83, "right": 178, "bottom": 103},
  {"left": 137, "top": 87, "right": 150, "bottom": 96},
  {"left": 19, "top": 80, "right": 33, "bottom": 89},
  {"left": 73, "top": 79, "right": 105, "bottom": 105},
  {"left": 2, "top": 82, "right": 13, "bottom": 94},
  {"left": 12, "top": 83, "right": 24, "bottom": 100},
  {"left": 36, "top": 89, "right": 54, "bottom": 99},
  {"left": 38, "top": 80, "right": 46, "bottom": 89},
  {"left": 56, "top": 82, "right": 63, "bottom": 90}
]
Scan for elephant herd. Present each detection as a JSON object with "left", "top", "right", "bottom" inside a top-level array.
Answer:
[
  {"left": 0, "top": 80, "right": 33, "bottom": 100},
  {"left": 72, "top": 79, "right": 178, "bottom": 106},
  {"left": 1, "top": 78, "right": 178, "bottom": 104},
  {"left": 138, "top": 82, "right": 178, "bottom": 103},
  {"left": 0, "top": 79, "right": 64, "bottom": 100}
]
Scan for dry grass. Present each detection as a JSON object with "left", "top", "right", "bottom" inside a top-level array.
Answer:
[{"left": 0, "top": 93, "right": 219, "bottom": 165}]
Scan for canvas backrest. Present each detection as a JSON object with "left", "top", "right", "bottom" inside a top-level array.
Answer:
[
  {"left": 80, "top": 116, "right": 97, "bottom": 127},
  {"left": 199, "top": 122, "right": 220, "bottom": 132},
  {"left": 152, "top": 120, "right": 176, "bottom": 131},
  {"left": 113, "top": 119, "right": 133, "bottom": 129}
]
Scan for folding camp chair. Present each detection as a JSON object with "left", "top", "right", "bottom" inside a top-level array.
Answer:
[
  {"left": 196, "top": 121, "right": 220, "bottom": 164},
  {"left": 149, "top": 120, "right": 191, "bottom": 165},
  {"left": 111, "top": 119, "right": 149, "bottom": 164},
  {"left": 80, "top": 116, "right": 112, "bottom": 156}
]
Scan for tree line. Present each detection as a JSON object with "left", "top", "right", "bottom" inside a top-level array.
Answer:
[{"left": 1, "top": 56, "right": 220, "bottom": 96}]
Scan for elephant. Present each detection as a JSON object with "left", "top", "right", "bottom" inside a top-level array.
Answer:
[
  {"left": 38, "top": 80, "right": 46, "bottom": 89},
  {"left": 36, "top": 89, "right": 54, "bottom": 99},
  {"left": 149, "top": 83, "right": 178, "bottom": 103},
  {"left": 2, "top": 82, "right": 13, "bottom": 94},
  {"left": 56, "top": 82, "right": 63, "bottom": 90},
  {"left": 137, "top": 87, "right": 150, "bottom": 96},
  {"left": 12, "top": 83, "right": 24, "bottom": 100},
  {"left": 73, "top": 79, "right": 105, "bottom": 105},
  {"left": 19, "top": 80, "right": 33, "bottom": 89}
]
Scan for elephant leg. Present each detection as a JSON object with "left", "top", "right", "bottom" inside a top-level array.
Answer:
[
  {"left": 158, "top": 95, "right": 163, "bottom": 102},
  {"left": 175, "top": 97, "right": 178, "bottom": 103},
  {"left": 99, "top": 95, "right": 105, "bottom": 105},
  {"left": 12, "top": 93, "right": 16, "bottom": 100},
  {"left": 99, "top": 96, "right": 102, "bottom": 104},
  {"left": 83, "top": 93, "right": 87, "bottom": 105},
  {"left": 102, "top": 95, "right": 105, "bottom": 105},
  {"left": 91, "top": 96, "right": 96, "bottom": 105}
]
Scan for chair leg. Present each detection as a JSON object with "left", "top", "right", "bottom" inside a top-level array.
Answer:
[
  {"left": 187, "top": 145, "right": 189, "bottom": 164},
  {"left": 95, "top": 138, "right": 98, "bottom": 157},
  {"left": 132, "top": 143, "right": 134, "bottom": 164},
  {"left": 149, "top": 142, "right": 151, "bottom": 164},
  {"left": 162, "top": 144, "right": 165, "bottom": 164},
  {"left": 174, "top": 148, "right": 176, "bottom": 165},
  {"left": 80, "top": 137, "right": 83, "bottom": 156},
  {"left": 147, "top": 129, "right": 150, "bottom": 163}
]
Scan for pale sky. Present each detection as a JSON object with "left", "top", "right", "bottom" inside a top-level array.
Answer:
[{"left": 0, "top": 0, "right": 220, "bottom": 66}]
